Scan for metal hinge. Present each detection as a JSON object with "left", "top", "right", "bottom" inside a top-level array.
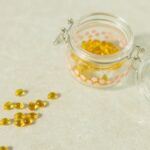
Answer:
[
  {"left": 53, "top": 19, "right": 74, "bottom": 45},
  {"left": 130, "top": 45, "right": 145, "bottom": 70}
]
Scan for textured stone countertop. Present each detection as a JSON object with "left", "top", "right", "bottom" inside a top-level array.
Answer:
[{"left": 0, "top": 0, "right": 150, "bottom": 150}]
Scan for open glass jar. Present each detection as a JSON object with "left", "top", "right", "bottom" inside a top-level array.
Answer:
[{"left": 54, "top": 13, "right": 144, "bottom": 88}]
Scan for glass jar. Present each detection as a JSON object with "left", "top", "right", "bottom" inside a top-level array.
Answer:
[{"left": 54, "top": 13, "right": 144, "bottom": 88}]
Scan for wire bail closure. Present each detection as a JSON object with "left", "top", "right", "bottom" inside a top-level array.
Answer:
[
  {"left": 53, "top": 19, "right": 74, "bottom": 45},
  {"left": 130, "top": 46, "right": 145, "bottom": 70}
]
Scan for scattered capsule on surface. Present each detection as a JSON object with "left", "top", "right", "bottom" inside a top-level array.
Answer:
[
  {"left": 35, "top": 100, "right": 45, "bottom": 108},
  {"left": 0, "top": 118, "right": 11, "bottom": 126},
  {"left": 47, "top": 92, "right": 59, "bottom": 100},
  {"left": 0, "top": 146, "right": 9, "bottom": 150},
  {"left": 36, "top": 100, "right": 48, "bottom": 108},
  {"left": 28, "top": 102, "right": 38, "bottom": 111},
  {"left": 15, "top": 89, "right": 27, "bottom": 97},
  {"left": 14, "top": 112, "right": 37, "bottom": 127},
  {"left": 14, "top": 102, "right": 25, "bottom": 109},
  {"left": 14, "top": 112, "right": 24, "bottom": 120},
  {"left": 3, "top": 102, "right": 14, "bottom": 110},
  {"left": 23, "top": 118, "right": 34, "bottom": 126},
  {"left": 42, "top": 101, "right": 48, "bottom": 107},
  {"left": 27, "top": 112, "right": 39, "bottom": 120},
  {"left": 14, "top": 119, "right": 26, "bottom": 127}
]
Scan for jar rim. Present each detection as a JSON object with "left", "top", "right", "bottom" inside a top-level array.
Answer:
[{"left": 68, "top": 12, "right": 134, "bottom": 64}]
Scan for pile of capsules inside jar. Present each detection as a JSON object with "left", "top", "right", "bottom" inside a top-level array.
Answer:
[
  {"left": 69, "top": 29, "right": 130, "bottom": 87},
  {"left": 0, "top": 89, "right": 60, "bottom": 128}
]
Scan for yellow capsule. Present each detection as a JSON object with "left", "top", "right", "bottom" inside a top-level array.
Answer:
[
  {"left": 15, "top": 89, "right": 27, "bottom": 97},
  {"left": 14, "top": 102, "right": 25, "bottom": 109},
  {"left": 43, "top": 101, "right": 48, "bottom": 107},
  {"left": 14, "top": 119, "right": 25, "bottom": 127},
  {"left": 3, "top": 102, "right": 14, "bottom": 110},
  {"left": 81, "top": 39, "right": 120, "bottom": 56},
  {"left": 36, "top": 100, "right": 48, "bottom": 108},
  {"left": 23, "top": 118, "right": 34, "bottom": 126},
  {"left": 14, "top": 112, "right": 24, "bottom": 120},
  {"left": 74, "top": 65, "right": 88, "bottom": 73},
  {"left": 102, "top": 74, "right": 108, "bottom": 81},
  {"left": 28, "top": 102, "right": 38, "bottom": 111},
  {"left": 15, "top": 113, "right": 29, "bottom": 120},
  {"left": 27, "top": 112, "right": 39, "bottom": 120},
  {"left": 0, "top": 118, "right": 11, "bottom": 125},
  {"left": 35, "top": 100, "right": 45, "bottom": 108},
  {"left": 47, "top": 92, "right": 59, "bottom": 100},
  {"left": 0, "top": 146, "right": 9, "bottom": 150}
]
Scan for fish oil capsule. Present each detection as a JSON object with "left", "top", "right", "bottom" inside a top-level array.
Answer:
[
  {"left": 14, "top": 119, "right": 25, "bottom": 127},
  {"left": 35, "top": 100, "right": 45, "bottom": 108},
  {"left": 0, "top": 146, "right": 9, "bottom": 150},
  {"left": 23, "top": 118, "right": 34, "bottom": 126},
  {"left": 42, "top": 101, "right": 48, "bottom": 107},
  {"left": 22, "top": 113, "right": 31, "bottom": 119},
  {"left": 28, "top": 102, "right": 38, "bottom": 111},
  {"left": 81, "top": 40, "right": 120, "bottom": 55},
  {"left": 14, "top": 102, "right": 25, "bottom": 109},
  {"left": 14, "top": 112, "right": 24, "bottom": 120},
  {"left": 47, "top": 92, "right": 59, "bottom": 100},
  {"left": 0, "top": 118, "right": 11, "bottom": 125},
  {"left": 15, "top": 89, "right": 27, "bottom": 97},
  {"left": 3, "top": 102, "right": 14, "bottom": 110},
  {"left": 27, "top": 112, "right": 39, "bottom": 120},
  {"left": 36, "top": 100, "right": 48, "bottom": 108},
  {"left": 102, "top": 74, "right": 108, "bottom": 81}
]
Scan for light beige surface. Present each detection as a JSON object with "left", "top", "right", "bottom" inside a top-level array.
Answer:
[{"left": 0, "top": 0, "right": 150, "bottom": 150}]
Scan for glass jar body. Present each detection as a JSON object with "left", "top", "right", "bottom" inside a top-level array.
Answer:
[
  {"left": 65, "top": 13, "right": 134, "bottom": 88},
  {"left": 54, "top": 13, "right": 135, "bottom": 88}
]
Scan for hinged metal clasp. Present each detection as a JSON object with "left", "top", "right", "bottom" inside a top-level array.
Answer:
[
  {"left": 129, "top": 45, "right": 145, "bottom": 70},
  {"left": 53, "top": 18, "right": 74, "bottom": 45}
]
